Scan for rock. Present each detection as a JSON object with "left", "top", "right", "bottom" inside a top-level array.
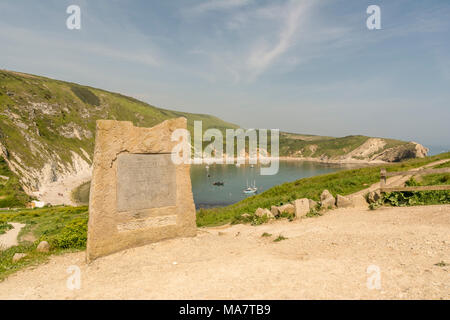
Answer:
[
  {"left": 294, "top": 198, "right": 310, "bottom": 218},
  {"left": 255, "top": 208, "right": 273, "bottom": 218},
  {"left": 270, "top": 206, "right": 281, "bottom": 217},
  {"left": 308, "top": 199, "right": 318, "bottom": 210},
  {"left": 37, "top": 241, "right": 50, "bottom": 253},
  {"left": 336, "top": 195, "right": 353, "bottom": 208},
  {"left": 372, "top": 142, "right": 428, "bottom": 162},
  {"left": 367, "top": 191, "right": 381, "bottom": 204},
  {"left": 320, "top": 190, "right": 336, "bottom": 209},
  {"left": 350, "top": 194, "right": 369, "bottom": 208},
  {"left": 241, "top": 213, "right": 251, "bottom": 219},
  {"left": 278, "top": 204, "right": 295, "bottom": 215},
  {"left": 12, "top": 253, "right": 27, "bottom": 263},
  {"left": 87, "top": 118, "right": 197, "bottom": 262}
]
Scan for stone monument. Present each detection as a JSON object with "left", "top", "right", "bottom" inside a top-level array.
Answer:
[{"left": 87, "top": 118, "right": 196, "bottom": 261}]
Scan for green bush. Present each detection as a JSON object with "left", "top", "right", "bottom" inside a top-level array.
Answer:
[
  {"left": 42, "top": 216, "right": 88, "bottom": 249},
  {"left": 383, "top": 175, "right": 450, "bottom": 207},
  {"left": 383, "top": 191, "right": 450, "bottom": 207}
]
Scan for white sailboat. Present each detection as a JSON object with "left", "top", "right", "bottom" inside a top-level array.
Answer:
[{"left": 243, "top": 180, "right": 257, "bottom": 194}]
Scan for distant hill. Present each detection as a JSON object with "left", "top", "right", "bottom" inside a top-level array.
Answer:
[{"left": 0, "top": 70, "right": 427, "bottom": 205}]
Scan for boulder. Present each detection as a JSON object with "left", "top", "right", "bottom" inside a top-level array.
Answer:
[
  {"left": 37, "top": 241, "right": 50, "bottom": 253},
  {"left": 367, "top": 191, "right": 381, "bottom": 204},
  {"left": 294, "top": 198, "right": 310, "bottom": 218},
  {"left": 336, "top": 195, "right": 353, "bottom": 208},
  {"left": 255, "top": 208, "right": 274, "bottom": 219},
  {"left": 241, "top": 213, "right": 251, "bottom": 219},
  {"left": 350, "top": 194, "right": 370, "bottom": 208},
  {"left": 278, "top": 203, "right": 295, "bottom": 215},
  {"left": 270, "top": 206, "right": 281, "bottom": 217},
  {"left": 12, "top": 253, "right": 27, "bottom": 263},
  {"left": 320, "top": 190, "right": 336, "bottom": 209}
]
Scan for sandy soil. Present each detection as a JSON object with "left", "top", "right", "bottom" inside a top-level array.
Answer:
[
  {"left": 0, "top": 223, "right": 25, "bottom": 251},
  {"left": 0, "top": 205, "right": 448, "bottom": 300}
]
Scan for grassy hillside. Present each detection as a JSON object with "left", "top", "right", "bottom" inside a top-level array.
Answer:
[
  {"left": 0, "top": 70, "right": 238, "bottom": 168},
  {"left": 0, "top": 70, "right": 240, "bottom": 194}
]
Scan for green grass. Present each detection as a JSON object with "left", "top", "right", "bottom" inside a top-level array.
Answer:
[
  {"left": 0, "top": 221, "right": 13, "bottom": 235},
  {"left": 420, "top": 173, "right": 450, "bottom": 186},
  {"left": 433, "top": 160, "right": 450, "bottom": 169},
  {"left": 261, "top": 232, "right": 272, "bottom": 237},
  {"left": 70, "top": 85, "right": 100, "bottom": 106},
  {"left": 273, "top": 235, "right": 287, "bottom": 242},
  {"left": 197, "top": 152, "right": 450, "bottom": 226},
  {"left": 0, "top": 157, "right": 30, "bottom": 208},
  {"left": 0, "top": 206, "right": 88, "bottom": 281}
]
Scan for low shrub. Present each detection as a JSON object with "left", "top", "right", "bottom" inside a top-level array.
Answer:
[{"left": 42, "top": 216, "right": 88, "bottom": 250}]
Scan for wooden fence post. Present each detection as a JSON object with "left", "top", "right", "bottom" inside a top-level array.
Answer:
[{"left": 380, "top": 168, "right": 387, "bottom": 191}]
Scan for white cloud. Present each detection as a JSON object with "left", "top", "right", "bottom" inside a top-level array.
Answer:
[{"left": 247, "top": 1, "right": 307, "bottom": 78}]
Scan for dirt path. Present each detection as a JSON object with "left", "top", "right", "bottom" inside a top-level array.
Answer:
[
  {"left": 0, "top": 223, "right": 25, "bottom": 251},
  {"left": 0, "top": 205, "right": 448, "bottom": 300}
]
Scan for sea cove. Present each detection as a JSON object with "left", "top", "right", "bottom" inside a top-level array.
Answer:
[{"left": 191, "top": 161, "right": 363, "bottom": 208}]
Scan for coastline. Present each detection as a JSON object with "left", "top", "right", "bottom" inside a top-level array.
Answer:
[
  {"left": 191, "top": 156, "right": 387, "bottom": 166},
  {"left": 278, "top": 156, "right": 387, "bottom": 165}
]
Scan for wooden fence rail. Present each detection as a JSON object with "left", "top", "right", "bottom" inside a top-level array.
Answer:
[{"left": 380, "top": 167, "right": 450, "bottom": 192}]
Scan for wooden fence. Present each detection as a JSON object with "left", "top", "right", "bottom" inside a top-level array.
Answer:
[{"left": 380, "top": 167, "right": 450, "bottom": 192}]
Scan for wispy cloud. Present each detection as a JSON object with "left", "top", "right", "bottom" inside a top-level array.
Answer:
[
  {"left": 247, "top": 1, "right": 308, "bottom": 78},
  {"left": 185, "top": 0, "right": 314, "bottom": 83}
]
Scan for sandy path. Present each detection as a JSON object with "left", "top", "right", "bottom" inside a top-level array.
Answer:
[
  {"left": 0, "top": 223, "right": 25, "bottom": 251},
  {"left": 0, "top": 205, "right": 448, "bottom": 300}
]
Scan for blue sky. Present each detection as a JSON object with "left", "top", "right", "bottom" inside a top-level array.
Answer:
[{"left": 1, "top": 0, "right": 449, "bottom": 148}]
